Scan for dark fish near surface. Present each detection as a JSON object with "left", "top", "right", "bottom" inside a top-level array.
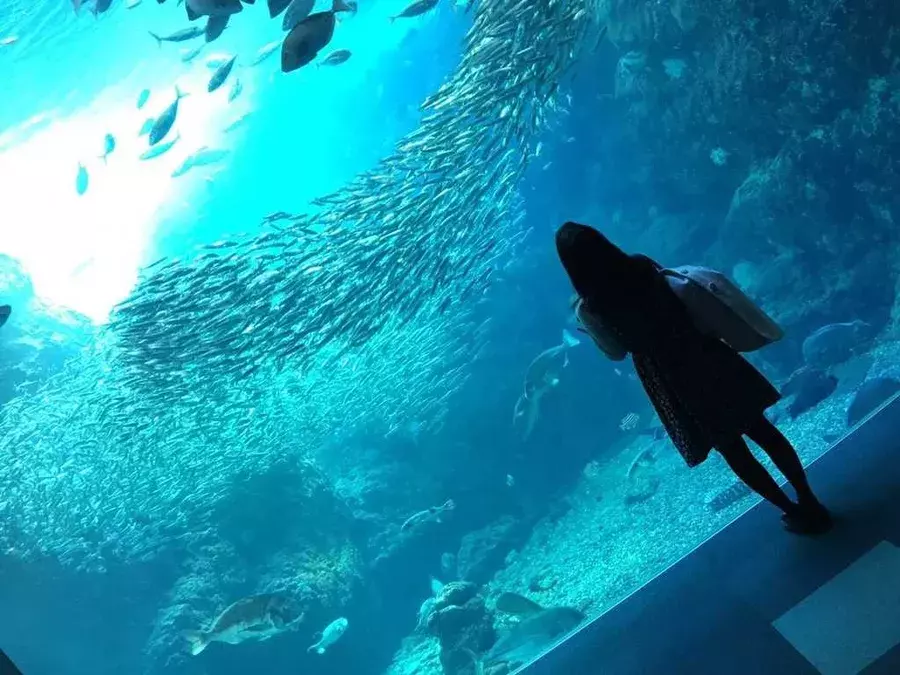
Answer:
[
  {"left": 802, "top": 320, "right": 869, "bottom": 369},
  {"left": 281, "top": 0, "right": 351, "bottom": 73},
  {"left": 208, "top": 57, "right": 237, "bottom": 92},
  {"left": 149, "top": 87, "right": 187, "bottom": 145},
  {"left": 0, "top": 305, "right": 11, "bottom": 329},
  {"left": 847, "top": 377, "right": 900, "bottom": 427},
  {"left": 184, "top": 593, "right": 298, "bottom": 656},
  {"left": 487, "top": 593, "right": 584, "bottom": 667},
  {"left": 186, "top": 0, "right": 243, "bottom": 20},
  {"left": 281, "top": 0, "right": 314, "bottom": 30},
  {"left": 205, "top": 14, "right": 229, "bottom": 42},
  {"left": 149, "top": 26, "right": 205, "bottom": 46},
  {"left": 320, "top": 48, "right": 351, "bottom": 66},
  {"left": 267, "top": 0, "right": 293, "bottom": 18},
  {"left": 390, "top": 0, "right": 439, "bottom": 21}
]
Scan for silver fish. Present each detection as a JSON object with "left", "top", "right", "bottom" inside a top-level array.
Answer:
[{"left": 149, "top": 87, "right": 187, "bottom": 145}]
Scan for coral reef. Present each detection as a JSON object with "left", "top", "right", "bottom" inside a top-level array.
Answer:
[
  {"left": 142, "top": 457, "right": 364, "bottom": 674},
  {"left": 425, "top": 582, "right": 495, "bottom": 675}
]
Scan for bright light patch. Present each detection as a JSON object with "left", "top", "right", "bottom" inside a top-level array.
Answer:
[{"left": 0, "top": 69, "right": 234, "bottom": 323}]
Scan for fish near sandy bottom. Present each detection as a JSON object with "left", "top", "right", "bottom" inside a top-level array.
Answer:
[
  {"left": 281, "top": 0, "right": 352, "bottom": 73},
  {"left": 485, "top": 592, "right": 585, "bottom": 668},
  {"left": 184, "top": 592, "right": 299, "bottom": 655},
  {"left": 513, "top": 330, "right": 580, "bottom": 439}
]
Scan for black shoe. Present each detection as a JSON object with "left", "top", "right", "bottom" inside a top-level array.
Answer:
[{"left": 782, "top": 503, "right": 833, "bottom": 535}]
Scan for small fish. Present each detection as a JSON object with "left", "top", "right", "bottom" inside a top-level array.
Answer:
[
  {"left": 138, "top": 117, "right": 156, "bottom": 136},
  {"left": 228, "top": 78, "right": 243, "bottom": 102},
  {"left": 205, "top": 53, "right": 234, "bottom": 68},
  {"left": 0, "top": 36, "right": 18, "bottom": 47},
  {"left": 0, "top": 305, "right": 11, "bottom": 329},
  {"left": 184, "top": 593, "right": 298, "bottom": 656},
  {"left": 281, "top": 0, "right": 352, "bottom": 73},
  {"left": 181, "top": 45, "right": 205, "bottom": 62},
  {"left": 140, "top": 133, "right": 180, "bottom": 160},
  {"left": 208, "top": 56, "right": 237, "bottom": 92},
  {"left": 307, "top": 617, "right": 348, "bottom": 655},
  {"left": 223, "top": 113, "right": 252, "bottom": 132},
  {"left": 149, "top": 27, "right": 205, "bottom": 46},
  {"left": 505, "top": 474, "right": 515, "bottom": 487},
  {"left": 401, "top": 499, "right": 455, "bottom": 532},
  {"left": 251, "top": 41, "right": 281, "bottom": 66},
  {"left": 619, "top": 412, "right": 640, "bottom": 432},
  {"left": 99, "top": 133, "right": 116, "bottom": 163},
  {"left": 125, "top": 0, "right": 142, "bottom": 8},
  {"left": 76, "top": 163, "right": 89, "bottom": 195},
  {"left": 136, "top": 89, "right": 151, "bottom": 109},
  {"left": 205, "top": 14, "right": 229, "bottom": 42},
  {"left": 320, "top": 48, "right": 351, "bottom": 66},
  {"left": 390, "top": 0, "right": 439, "bottom": 22},
  {"left": 172, "top": 146, "right": 230, "bottom": 177},
  {"left": 281, "top": 0, "right": 314, "bottom": 31},
  {"left": 149, "top": 86, "right": 188, "bottom": 145}
]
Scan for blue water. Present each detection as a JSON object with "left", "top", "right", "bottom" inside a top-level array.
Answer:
[{"left": 1, "top": 0, "right": 898, "bottom": 674}]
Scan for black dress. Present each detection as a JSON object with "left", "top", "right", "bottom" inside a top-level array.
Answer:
[{"left": 625, "top": 259, "right": 781, "bottom": 467}]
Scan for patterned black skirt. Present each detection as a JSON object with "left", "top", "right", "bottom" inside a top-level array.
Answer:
[{"left": 632, "top": 334, "right": 781, "bottom": 467}]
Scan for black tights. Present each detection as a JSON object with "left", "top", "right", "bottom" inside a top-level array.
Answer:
[{"left": 717, "top": 416, "right": 819, "bottom": 515}]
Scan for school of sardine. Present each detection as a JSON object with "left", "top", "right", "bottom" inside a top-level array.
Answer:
[{"left": 0, "top": 0, "right": 601, "bottom": 567}]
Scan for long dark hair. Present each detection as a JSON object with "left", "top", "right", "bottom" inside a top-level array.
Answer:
[{"left": 556, "top": 222, "right": 668, "bottom": 353}]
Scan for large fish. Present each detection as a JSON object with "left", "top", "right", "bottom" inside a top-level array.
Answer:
[
  {"left": 281, "top": 0, "right": 351, "bottom": 73},
  {"left": 486, "top": 593, "right": 584, "bottom": 668},
  {"left": 802, "top": 320, "right": 870, "bottom": 369},
  {"left": 149, "top": 87, "right": 187, "bottom": 146},
  {"left": 513, "top": 330, "right": 580, "bottom": 439},
  {"left": 184, "top": 593, "right": 299, "bottom": 656}
]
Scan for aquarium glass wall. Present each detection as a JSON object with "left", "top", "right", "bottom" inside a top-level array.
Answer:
[{"left": 0, "top": 0, "right": 898, "bottom": 674}]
